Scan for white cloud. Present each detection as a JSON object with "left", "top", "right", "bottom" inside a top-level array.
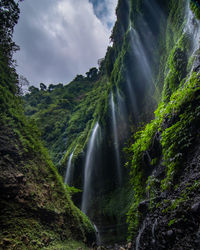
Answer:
[
  {"left": 91, "top": 0, "right": 118, "bottom": 28},
  {"left": 13, "top": 0, "right": 117, "bottom": 87}
]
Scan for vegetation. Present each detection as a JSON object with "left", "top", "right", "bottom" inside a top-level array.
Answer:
[
  {"left": 24, "top": 73, "right": 110, "bottom": 174},
  {"left": 126, "top": 71, "right": 200, "bottom": 236},
  {"left": 190, "top": 0, "right": 200, "bottom": 19},
  {"left": 0, "top": 0, "right": 94, "bottom": 248},
  {"left": 1, "top": 0, "right": 200, "bottom": 247},
  {"left": 122, "top": 0, "right": 200, "bottom": 237}
]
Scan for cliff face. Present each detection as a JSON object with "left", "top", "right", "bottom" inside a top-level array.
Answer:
[
  {"left": 22, "top": 0, "right": 200, "bottom": 248},
  {"left": 0, "top": 3, "right": 95, "bottom": 248},
  {"left": 115, "top": 0, "right": 200, "bottom": 248},
  {"left": 0, "top": 57, "right": 95, "bottom": 249}
]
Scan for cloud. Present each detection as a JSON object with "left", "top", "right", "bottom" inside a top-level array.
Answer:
[
  {"left": 89, "top": 0, "right": 118, "bottom": 28},
  {"left": 13, "top": 0, "right": 117, "bottom": 87}
]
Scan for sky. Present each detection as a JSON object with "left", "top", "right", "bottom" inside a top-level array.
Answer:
[{"left": 13, "top": 0, "right": 117, "bottom": 87}]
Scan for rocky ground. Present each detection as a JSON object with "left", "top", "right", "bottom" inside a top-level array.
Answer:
[{"left": 89, "top": 241, "right": 132, "bottom": 250}]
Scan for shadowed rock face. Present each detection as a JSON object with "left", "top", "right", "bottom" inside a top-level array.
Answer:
[
  {"left": 0, "top": 116, "right": 95, "bottom": 248},
  {"left": 5, "top": 0, "right": 200, "bottom": 248},
  {"left": 130, "top": 85, "right": 200, "bottom": 249},
  {"left": 133, "top": 140, "right": 200, "bottom": 250}
]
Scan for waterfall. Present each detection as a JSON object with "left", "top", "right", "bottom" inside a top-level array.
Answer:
[
  {"left": 152, "top": 218, "right": 158, "bottom": 245},
  {"left": 111, "top": 93, "right": 122, "bottom": 185},
  {"left": 81, "top": 122, "right": 101, "bottom": 214},
  {"left": 136, "top": 218, "right": 147, "bottom": 250},
  {"left": 130, "top": 27, "right": 153, "bottom": 84},
  {"left": 145, "top": 151, "right": 152, "bottom": 165},
  {"left": 116, "top": 90, "right": 130, "bottom": 142},
  {"left": 126, "top": 75, "right": 139, "bottom": 116},
  {"left": 184, "top": 1, "right": 200, "bottom": 55},
  {"left": 64, "top": 151, "right": 74, "bottom": 186},
  {"left": 94, "top": 224, "right": 101, "bottom": 246}
]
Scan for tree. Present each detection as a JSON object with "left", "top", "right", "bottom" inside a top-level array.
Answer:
[
  {"left": 0, "top": 0, "right": 22, "bottom": 64},
  {"left": 0, "top": 0, "right": 24, "bottom": 95},
  {"left": 73, "top": 74, "right": 85, "bottom": 81},
  {"left": 86, "top": 67, "right": 98, "bottom": 80},
  {"left": 28, "top": 86, "right": 39, "bottom": 94},
  {"left": 17, "top": 75, "right": 30, "bottom": 95},
  {"left": 40, "top": 83, "right": 47, "bottom": 91},
  {"left": 48, "top": 83, "right": 64, "bottom": 92},
  {"left": 105, "top": 46, "right": 115, "bottom": 76},
  {"left": 48, "top": 84, "right": 55, "bottom": 92}
]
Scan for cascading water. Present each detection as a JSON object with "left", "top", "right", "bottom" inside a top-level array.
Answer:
[
  {"left": 125, "top": 75, "right": 139, "bottom": 117},
  {"left": 126, "top": 22, "right": 157, "bottom": 119},
  {"left": 136, "top": 218, "right": 147, "bottom": 250},
  {"left": 184, "top": 1, "right": 200, "bottom": 55},
  {"left": 130, "top": 27, "right": 153, "bottom": 84},
  {"left": 116, "top": 90, "right": 129, "bottom": 139},
  {"left": 152, "top": 218, "right": 158, "bottom": 245},
  {"left": 81, "top": 122, "right": 101, "bottom": 214},
  {"left": 94, "top": 224, "right": 101, "bottom": 246},
  {"left": 64, "top": 151, "right": 74, "bottom": 186},
  {"left": 111, "top": 93, "right": 122, "bottom": 185}
]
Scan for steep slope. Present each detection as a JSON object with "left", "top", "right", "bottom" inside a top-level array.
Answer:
[
  {"left": 0, "top": 1, "right": 95, "bottom": 249},
  {"left": 0, "top": 52, "right": 95, "bottom": 249},
  {"left": 114, "top": 0, "right": 200, "bottom": 248},
  {"left": 23, "top": 0, "right": 200, "bottom": 248}
]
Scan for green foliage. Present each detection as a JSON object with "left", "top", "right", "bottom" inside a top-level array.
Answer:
[
  {"left": 0, "top": 4, "right": 95, "bottom": 246},
  {"left": 40, "top": 82, "right": 47, "bottom": 91},
  {"left": 66, "top": 185, "right": 82, "bottom": 198},
  {"left": 0, "top": 0, "right": 21, "bottom": 63},
  {"left": 24, "top": 73, "right": 110, "bottom": 177},
  {"left": 86, "top": 67, "right": 98, "bottom": 81},
  {"left": 42, "top": 240, "right": 89, "bottom": 250},
  {"left": 0, "top": 68, "right": 95, "bottom": 250},
  {"left": 110, "top": 0, "right": 129, "bottom": 49},
  {"left": 105, "top": 46, "right": 116, "bottom": 76},
  {"left": 126, "top": 71, "right": 200, "bottom": 238},
  {"left": 18, "top": 0, "right": 200, "bottom": 245},
  {"left": 190, "top": 0, "right": 200, "bottom": 19}
]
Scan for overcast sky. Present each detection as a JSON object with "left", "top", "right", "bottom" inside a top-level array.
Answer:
[{"left": 13, "top": 0, "right": 117, "bottom": 87}]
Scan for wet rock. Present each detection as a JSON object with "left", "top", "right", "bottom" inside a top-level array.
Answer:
[
  {"left": 97, "top": 246, "right": 105, "bottom": 250},
  {"left": 167, "top": 230, "right": 173, "bottom": 237},
  {"left": 138, "top": 200, "right": 150, "bottom": 213},
  {"left": 127, "top": 242, "right": 132, "bottom": 249},
  {"left": 161, "top": 192, "right": 167, "bottom": 199},
  {"left": 92, "top": 242, "right": 97, "bottom": 249},
  {"left": 177, "top": 229, "right": 183, "bottom": 234},
  {"left": 191, "top": 202, "right": 200, "bottom": 213}
]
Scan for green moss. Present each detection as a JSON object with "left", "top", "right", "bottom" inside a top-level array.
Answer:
[
  {"left": 0, "top": 44, "right": 95, "bottom": 249},
  {"left": 168, "top": 219, "right": 177, "bottom": 226},
  {"left": 190, "top": 1, "right": 200, "bottom": 19},
  {"left": 42, "top": 241, "right": 89, "bottom": 250},
  {"left": 126, "top": 71, "right": 200, "bottom": 237},
  {"left": 24, "top": 74, "right": 110, "bottom": 179}
]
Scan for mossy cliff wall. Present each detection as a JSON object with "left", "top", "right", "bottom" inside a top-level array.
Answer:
[
  {"left": 0, "top": 12, "right": 95, "bottom": 248},
  {"left": 113, "top": 0, "right": 200, "bottom": 248},
  {"left": 23, "top": 0, "right": 200, "bottom": 247}
]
